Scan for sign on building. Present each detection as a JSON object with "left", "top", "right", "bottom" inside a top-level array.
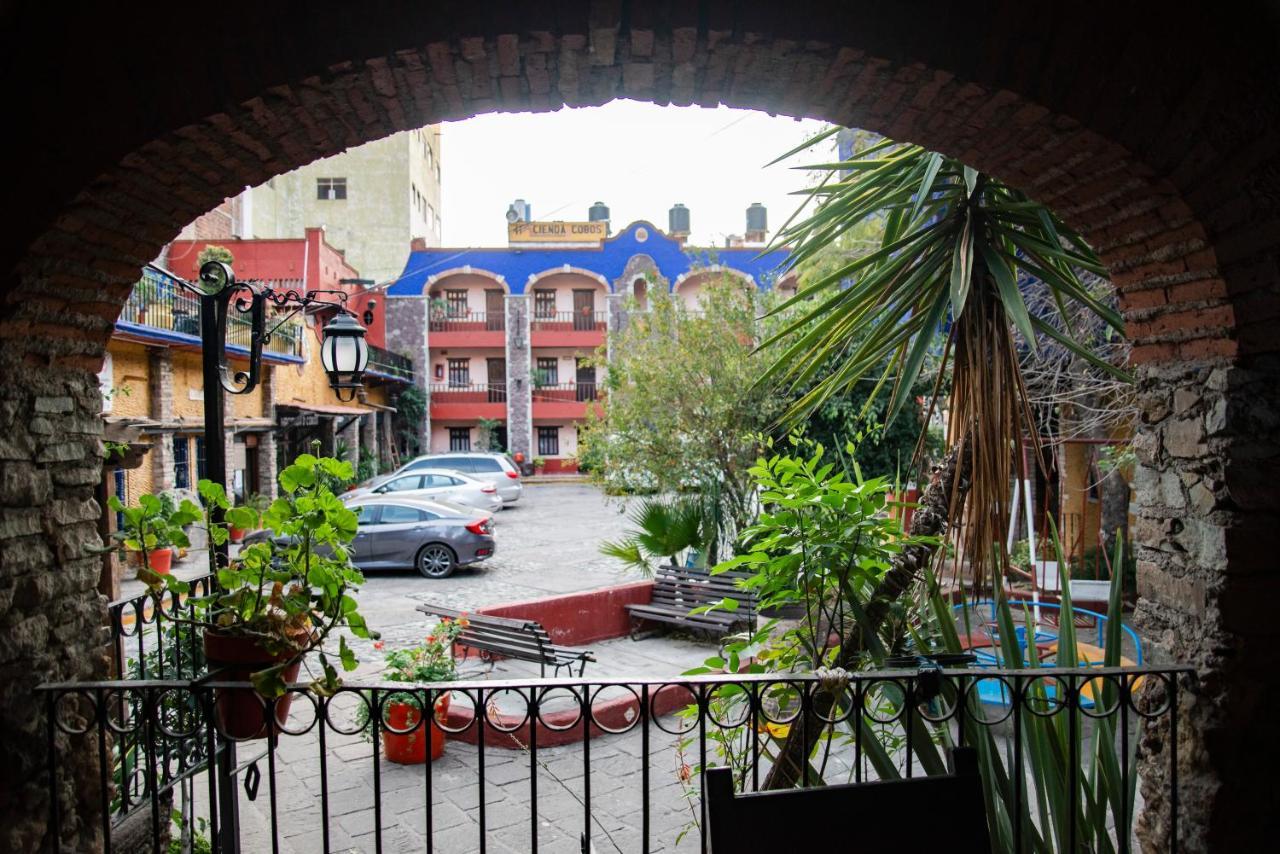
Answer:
[{"left": 507, "top": 221, "right": 607, "bottom": 244}]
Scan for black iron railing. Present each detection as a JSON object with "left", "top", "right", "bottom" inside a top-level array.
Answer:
[
  {"left": 531, "top": 310, "right": 607, "bottom": 332},
  {"left": 40, "top": 660, "right": 1190, "bottom": 853},
  {"left": 532, "top": 382, "right": 601, "bottom": 403},
  {"left": 429, "top": 312, "right": 505, "bottom": 332},
  {"left": 366, "top": 344, "right": 414, "bottom": 382},
  {"left": 429, "top": 382, "right": 508, "bottom": 403},
  {"left": 119, "top": 267, "right": 304, "bottom": 358}
]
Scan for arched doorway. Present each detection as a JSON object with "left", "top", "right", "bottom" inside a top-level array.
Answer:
[{"left": 3, "top": 5, "right": 1277, "bottom": 849}]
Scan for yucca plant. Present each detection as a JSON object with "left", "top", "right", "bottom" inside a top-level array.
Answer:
[{"left": 761, "top": 134, "right": 1127, "bottom": 585}]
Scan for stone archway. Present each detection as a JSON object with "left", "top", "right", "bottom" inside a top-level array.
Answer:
[{"left": 3, "top": 3, "right": 1277, "bottom": 850}]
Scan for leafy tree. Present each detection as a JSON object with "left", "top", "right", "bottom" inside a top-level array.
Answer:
[
  {"left": 757, "top": 132, "right": 1126, "bottom": 788},
  {"left": 197, "top": 244, "right": 235, "bottom": 268},
  {"left": 580, "top": 277, "right": 785, "bottom": 544}
]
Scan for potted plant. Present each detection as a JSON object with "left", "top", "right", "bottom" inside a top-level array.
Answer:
[
  {"left": 108, "top": 492, "right": 197, "bottom": 575},
  {"left": 148, "top": 451, "right": 377, "bottom": 739},
  {"left": 357, "top": 617, "right": 468, "bottom": 763},
  {"left": 228, "top": 493, "right": 270, "bottom": 543},
  {"left": 532, "top": 457, "right": 546, "bottom": 476}
]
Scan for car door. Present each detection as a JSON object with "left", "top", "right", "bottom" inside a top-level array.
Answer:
[
  {"left": 349, "top": 504, "right": 379, "bottom": 568},
  {"left": 369, "top": 503, "right": 430, "bottom": 567},
  {"left": 420, "top": 473, "right": 460, "bottom": 502},
  {"left": 375, "top": 474, "right": 425, "bottom": 497}
]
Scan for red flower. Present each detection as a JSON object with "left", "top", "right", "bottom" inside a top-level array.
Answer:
[
  {"left": 373, "top": 641, "right": 385, "bottom": 651},
  {"left": 678, "top": 763, "right": 692, "bottom": 782},
  {"left": 426, "top": 635, "right": 437, "bottom": 644}
]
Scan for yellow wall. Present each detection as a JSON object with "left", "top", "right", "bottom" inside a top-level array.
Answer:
[{"left": 106, "top": 342, "right": 152, "bottom": 418}]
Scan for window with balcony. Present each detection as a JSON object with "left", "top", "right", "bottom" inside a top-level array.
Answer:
[
  {"left": 445, "top": 290, "right": 467, "bottom": 318},
  {"left": 535, "top": 357, "right": 558, "bottom": 386},
  {"left": 537, "top": 426, "right": 560, "bottom": 456},
  {"left": 533, "top": 289, "right": 556, "bottom": 319},
  {"left": 316, "top": 177, "right": 347, "bottom": 200},
  {"left": 449, "top": 427, "right": 471, "bottom": 452},
  {"left": 173, "top": 435, "right": 190, "bottom": 489},
  {"left": 447, "top": 358, "right": 470, "bottom": 387}
]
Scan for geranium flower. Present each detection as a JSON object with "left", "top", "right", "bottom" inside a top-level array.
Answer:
[
  {"left": 426, "top": 635, "right": 436, "bottom": 643},
  {"left": 373, "top": 640, "right": 385, "bottom": 651}
]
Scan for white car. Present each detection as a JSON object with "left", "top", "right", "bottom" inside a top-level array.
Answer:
[
  {"left": 342, "top": 468, "right": 503, "bottom": 514},
  {"left": 393, "top": 453, "right": 524, "bottom": 505}
]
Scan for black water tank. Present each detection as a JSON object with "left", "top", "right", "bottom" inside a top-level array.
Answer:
[
  {"left": 669, "top": 203, "right": 690, "bottom": 235},
  {"left": 589, "top": 201, "right": 610, "bottom": 223},
  {"left": 746, "top": 202, "right": 767, "bottom": 233}
]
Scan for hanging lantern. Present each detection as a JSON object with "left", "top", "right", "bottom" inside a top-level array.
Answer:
[{"left": 319, "top": 312, "right": 369, "bottom": 401}]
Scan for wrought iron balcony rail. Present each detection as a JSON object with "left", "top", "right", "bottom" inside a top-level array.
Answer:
[
  {"left": 365, "top": 344, "right": 414, "bottom": 382},
  {"left": 119, "top": 267, "right": 304, "bottom": 358},
  {"left": 532, "top": 381, "right": 601, "bottom": 403},
  {"left": 428, "top": 312, "right": 505, "bottom": 332},
  {"left": 531, "top": 310, "right": 607, "bottom": 332},
  {"left": 429, "top": 382, "right": 508, "bottom": 403},
  {"left": 41, "top": 654, "right": 1190, "bottom": 852}
]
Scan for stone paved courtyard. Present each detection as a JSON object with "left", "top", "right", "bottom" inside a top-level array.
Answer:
[{"left": 214, "top": 483, "right": 718, "bottom": 852}]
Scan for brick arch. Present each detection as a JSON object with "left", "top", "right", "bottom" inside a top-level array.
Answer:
[
  {"left": 423, "top": 266, "right": 511, "bottom": 294},
  {"left": 3, "top": 3, "right": 1278, "bottom": 850}
]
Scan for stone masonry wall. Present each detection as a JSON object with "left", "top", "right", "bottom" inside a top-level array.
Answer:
[
  {"left": 385, "top": 296, "right": 429, "bottom": 453},
  {"left": 505, "top": 295, "right": 532, "bottom": 463}
]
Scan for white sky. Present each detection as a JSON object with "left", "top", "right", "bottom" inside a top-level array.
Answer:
[{"left": 439, "top": 101, "right": 827, "bottom": 248}]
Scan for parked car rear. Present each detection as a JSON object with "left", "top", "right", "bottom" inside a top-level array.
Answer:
[
  {"left": 244, "top": 496, "right": 495, "bottom": 579},
  {"left": 341, "top": 468, "right": 503, "bottom": 513},
  {"left": 394, "top": 453, "right": 523, "bottom": 504}
]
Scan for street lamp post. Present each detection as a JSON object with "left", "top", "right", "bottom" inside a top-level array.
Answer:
[{"left": 183, "top": 260, "right": 369, "bottom": 854}]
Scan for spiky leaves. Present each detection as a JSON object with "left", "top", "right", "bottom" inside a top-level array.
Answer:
[{"left": 761, "top": 139, "right": 1125, "bottom": 584}]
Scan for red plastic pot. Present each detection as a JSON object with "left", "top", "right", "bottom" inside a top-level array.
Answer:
[
  {"left": 147, "top": 547, "right": 174, "bottom": 574},
  {"left": 202, "top": 631, "right": 303, "bottom": 740},
  {"left": 381, "top": 694, "right": 450, "bottom": 764},
  {"left": 228, "top": 527, "right": 247, "bottom": 543}
]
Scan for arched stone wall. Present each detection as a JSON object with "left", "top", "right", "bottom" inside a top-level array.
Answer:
[{"left": 3, "top": 3, "right": 1277, "bottom": 849}]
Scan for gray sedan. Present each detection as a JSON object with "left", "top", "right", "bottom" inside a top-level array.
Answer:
[
  {"left": 245, "top": 496, "right": 495, "bottom": 579},
  {"left": 349, "top": 497, "right": 495, "bottom": 578}
]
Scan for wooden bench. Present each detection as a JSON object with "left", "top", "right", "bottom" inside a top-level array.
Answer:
[
  {"left": 415, "top": 604, "right": 595, "bottom": 678},
  {"left": 624, "top": 565, "right": 758, "bottom": 639}
]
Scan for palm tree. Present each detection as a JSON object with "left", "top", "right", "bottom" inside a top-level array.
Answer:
[{"left": 757, "top": 132, "right": 1127, "bottom": 789}]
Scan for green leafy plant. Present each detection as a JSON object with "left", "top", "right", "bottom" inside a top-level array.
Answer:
[
  {"left": 600, "top": 496, "right": 716, "bottom": 575},
  {"left": 532, "top": 456, "right": 546, "bottom": 470},
  {"left": 196, "top": 244, "right": 235, "bottom": 269},
  {"left": 108, "top": 492, "right": 199, "bottom": 565},
  {"left": 356, "top": 454, "right": 377, "bottom": 484},
  {"left": 143, "top": 452, "right": 377, "bottom": 697},
  {"left": 395, "top": 385, "right": 427, "bottom": 457},
  {"left": 354, "top": 616, "right": 468, "bottom": 734},
  {"left": 476, "top": 417, "right": 503, "bottom": 453}
]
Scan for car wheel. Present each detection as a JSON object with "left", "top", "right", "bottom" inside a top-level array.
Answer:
[{"left": 416, "top": 544, "right": 456, "bottom": 579}]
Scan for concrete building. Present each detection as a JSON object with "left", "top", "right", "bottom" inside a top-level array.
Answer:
[
  {"left": 102, "top": 230, "right": 413, "bottom": 585},
  {"left": 175, "top": 127, "right": 443, "bottom": 285},
  {"left": 385, "top": 205, "right": 796, "bottom": 471}
]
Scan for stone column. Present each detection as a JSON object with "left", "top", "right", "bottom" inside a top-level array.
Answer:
[
  {"left": 359, "top": 413, "right": 377, "bottom": 473},
  {"left": 148, "top": 348, "right": 175, "bottom": 491},
  {"left": 384, "top": 295, "right": 429, "bottom": 453},
  {"left": 606, "top": 293, "right": 628, "bottom": 362},
  {"left": 505, "top": 294, "right": 532, "bottom": 464},
  {"left": 338, "top": 415, "right": 360, "bottom": 469}
]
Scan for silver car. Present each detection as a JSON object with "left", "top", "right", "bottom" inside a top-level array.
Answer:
[
  {"left": 348, "top": 496, "right": 495, "bottom": 579},
  {"left": 342, "top": 468, "right": 503, "bottom": 513},
  {"left": 393, "top": 453, "right": 524, "bottom": 504}
]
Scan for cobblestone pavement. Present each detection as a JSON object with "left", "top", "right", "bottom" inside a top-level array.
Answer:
[{"left": 221, "top": 483, "right": 715, "bottom": 852}]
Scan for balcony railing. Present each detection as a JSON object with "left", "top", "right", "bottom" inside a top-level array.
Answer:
[
  {"left": 366, "top": 344, "right": 414, "bottom": 382},
  {"left": 429, "top": 312, "right": 504, "bottom": 332},
  {"left": 119, "top": 267, "right": 304, "bottom": 359},
  {"left": 531, "top": 310, "right": 607, "bottom": 332},
  {"left": 532, "top": 381, "right": 600, "bottom": 402},
  {"left": 429, "top": 382, "right": 508, "bottom": 403},
  {"left": 38, "top": 576, "right": 1191, "bottom": 854}
]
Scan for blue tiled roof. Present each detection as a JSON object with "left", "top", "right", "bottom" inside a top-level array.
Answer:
[{"left": 387, "top": 221, "right": 794, "bottom": 296}]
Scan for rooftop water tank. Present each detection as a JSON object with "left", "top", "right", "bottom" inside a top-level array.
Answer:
[
  {"left": 746, "top": 202, "right": 768, "bottom": 234},
  {"left": 588, "top": 201, "right": 610, "bottom": 223},
  {"left": 669, "top": 203, "right": 690, "bottom": 236}
]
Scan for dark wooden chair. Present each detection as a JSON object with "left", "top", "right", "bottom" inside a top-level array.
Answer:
[
  {"left": 415, "top": 604, "right": 595, "bottom": 678},
  {"left": 705, "top": 747, "right": 991, "bottom": 853},
  {"left": 624, "top": 565, "right": 758, "bottom": 639}
]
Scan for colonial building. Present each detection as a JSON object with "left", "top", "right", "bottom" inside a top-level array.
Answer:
[
  {"left": 175, "top": 126, "right": 443, "bottom": 284},
  {"left": 385, "top": 204, "right": 795, "bottom": 471},
  {"left": 103, "top": 229, "right": 414, "bottom": 522}
]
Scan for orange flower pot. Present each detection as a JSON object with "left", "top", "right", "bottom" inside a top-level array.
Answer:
[
  {"left": 147, "top": 547, "right": 174, "bottom": 574},
  {"left": 228, "top": 527, "right": 247, "bottom": 543},
  {"left": 381, "top": 694, "right": 451, "bottom": 764}
]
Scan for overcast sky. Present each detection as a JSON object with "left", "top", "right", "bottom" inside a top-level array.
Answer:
[{"left": 439, "top": 101, "right": 827, "bottom": 248}]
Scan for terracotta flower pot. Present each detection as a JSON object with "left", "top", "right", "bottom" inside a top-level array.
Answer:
[
  {"left": 228, "top": 527, "right": 247, "bottom": 544},
  {"left": 381, "top": 693, "right": 451, "bottom": 764},
  {"left": 202, "top": 631, "right": 303, "bottom": 740},
  {"left": 147, "top": 547, "right": 174, "bottom": 574}
]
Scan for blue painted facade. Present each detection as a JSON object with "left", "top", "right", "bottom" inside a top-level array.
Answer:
[{"left": 387, "top": 221, "right": 794, "bottom": 295}]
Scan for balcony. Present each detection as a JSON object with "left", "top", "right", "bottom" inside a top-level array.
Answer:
[
  {"left": 428, "top": 311, "right": 505, "bottom": 348},
  {"left": 116, "top": 266, "right": 304, "bottom": 362},
  {"left": 530, "top": 310, "right": 607, "bottom": 347},
  {"left": 365, "top": 344, "right": 414, "bottom": 383},
  {"left": 532, "top": 381, "right": 602, "bottom": 418},
  {"left": 41, "top": 577, "right": 1190, "bottom": 854},
  {"left": 429, "top": 382, "right": 507, "bottom": 419}
]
